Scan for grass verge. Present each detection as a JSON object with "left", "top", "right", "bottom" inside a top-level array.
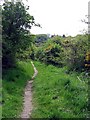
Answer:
[
  {"left": 32, "top": 61, "right": 89, "bottom": 118},
  {"left": 2, "top": 60, "right": 34, "bottom": 118}
]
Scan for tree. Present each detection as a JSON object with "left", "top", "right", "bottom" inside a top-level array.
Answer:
[
  {"left": 81, "top": 14, "right": 90, "bottom": 69},
  {"left": 2, "top": 1, "right": 37, "bottom": 68},
  {"left": 35, "top": 36, "right": 64, "bottom": 66},
  {"left": 35, "top": 34, "right": 49, "bottom": 46}
]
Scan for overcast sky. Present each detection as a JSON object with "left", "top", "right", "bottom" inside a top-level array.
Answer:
[
  {"left": 1, "top": 0, "right": 89, "bottom": 36},
  {"left": 26, "top": 0, "right": 89, "bottom": 36}
]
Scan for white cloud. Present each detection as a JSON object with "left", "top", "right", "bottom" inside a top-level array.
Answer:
[{"left": 26, "top": 0, "right": 89, "bottom": 36}]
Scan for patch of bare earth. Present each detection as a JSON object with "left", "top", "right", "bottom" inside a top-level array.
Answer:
[{"left": 20, "top": 61, "right": 38, "bottom": 118}]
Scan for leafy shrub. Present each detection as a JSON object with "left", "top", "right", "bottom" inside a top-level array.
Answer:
[
  {"left": 35, "top": 36, "right": 65, "bottom": 66},
  {"left": 63, "top": 35, "right": 88, "bottom": 71},
  {"left": 35, "top": 34, "right": 89, "bottom": 71}
]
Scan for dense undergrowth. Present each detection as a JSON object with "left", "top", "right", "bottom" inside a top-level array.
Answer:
[
  {"left": 32, "top": 61, "right": 89, "bottom": 118},
  {"left": 34, "top": 35, "right": 89, "bottom": 71},
  {"left": 2, "top": 34, "right": 90, "bottom": 118},
  {"left": 2, "top": 60, "right": 34, "bottom": 118}
]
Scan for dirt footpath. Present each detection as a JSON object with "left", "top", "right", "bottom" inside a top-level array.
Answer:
[{"left": 21, "top": 61, "right": 38, "bottom": 118}]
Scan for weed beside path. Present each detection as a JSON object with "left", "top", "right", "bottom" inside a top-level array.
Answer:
[
  {"left": 31, "top": 61, "right": 88, "bottom": 118},
  {"left": 21, "top": 61, "right": 38, "bottom": 118},
  {"left": 2, "top": 60, "right": 34, "bottom": 118}
]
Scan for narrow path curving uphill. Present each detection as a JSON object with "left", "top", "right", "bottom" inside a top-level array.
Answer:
[{"left": 21, "top": 61, "right": 38, "bottom": 119}]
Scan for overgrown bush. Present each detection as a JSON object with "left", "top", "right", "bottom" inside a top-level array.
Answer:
[
  {"left": 63, "top": 35, "right": 88, "bottom": 71},
  {"left": 35, "top": 36, "right": 65, "bottom": 66},
  {"left": 35, "top": 34, "right": 89, "bottom": 71}
]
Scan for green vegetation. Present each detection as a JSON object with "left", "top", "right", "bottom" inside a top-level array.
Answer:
[
  {"left": 35, "top": 34, "right": 50, "bottom": 46},
  {"left": 2, "top": 60, "right": 34, "bottom": 118},
  {"left": 2, "top": 0, "right": 90, "bottom": 119},
  {"left": 2, "top": 0, "right": 39, "bottom": 68},
  {"left": 32, "top": 61, "right": 89, "bottom": 118},
  {"left": 35, "top": 36, "right": 64, "bottom": 66},
  {"left": 34, "top": 35, "right": 89, "bottom": 71}
]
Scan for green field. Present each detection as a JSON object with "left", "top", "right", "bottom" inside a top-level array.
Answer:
[
  {"left": 2, "top": 60, "right": 34, "bottom": 118},
  {"left": 31, "top": 61, "right": 88, "bottom": 118}
]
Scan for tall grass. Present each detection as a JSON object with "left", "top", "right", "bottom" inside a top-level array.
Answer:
[
  {"left": 32, "top": 61, "right": 88, "bottom": 118},
  {"left": 2, "top": 60, "right": 34, "bottom": 118}
]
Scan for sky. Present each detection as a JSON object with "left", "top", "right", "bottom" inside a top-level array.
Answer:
[
  {"left": 1, "top": 0, "right": 89, "bottom": 36},
  {"left": 25, "top": 0, "right": 89, "bottom": 36}
]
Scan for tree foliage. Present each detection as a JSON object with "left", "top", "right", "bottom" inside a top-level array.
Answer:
[
  {"left": 63, "top": 35, "right": 88, "bottom": 71},
  {"left": 35, "top": 36, "right": 65, "bottom": 66},
  {"left": 35, "top": 35, "right": 89, "bottom": 71},
  {"left": 2, "top": 1, "right": 36, "bottom": 68},
  {"left": 34, "top": 34, "right": 50, "bottom": 47}
]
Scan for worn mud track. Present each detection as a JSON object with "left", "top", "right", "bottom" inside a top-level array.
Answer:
[{"left": 21, "top": 61, "right": 38, "bottom": 118}]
